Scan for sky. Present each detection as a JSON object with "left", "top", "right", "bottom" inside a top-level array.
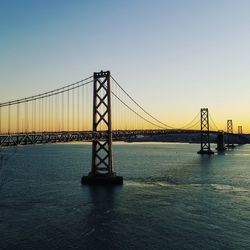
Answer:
[{"left": 1, "top": 0, "right": 250, "bottom": 132}]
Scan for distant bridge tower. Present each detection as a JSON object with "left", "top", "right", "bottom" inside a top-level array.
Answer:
[
  {"left": 197, "top": 108, "right": 214, "bottom": 155},
  {"left": 226, "top": 119, "right": 235, "bottom": 148},
  {"left": 227, "top": 120, "right": 233, "bottom": 134},
  {"left": 238, "top": 126, "right": 243, "bottom": 134},
  {"left": 82, "top": 71, "right": 123, "bottom": 185}
]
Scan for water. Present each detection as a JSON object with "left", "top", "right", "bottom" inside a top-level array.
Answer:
[{"left": 0, "top": 143, "right": 249, "bottom": 250}]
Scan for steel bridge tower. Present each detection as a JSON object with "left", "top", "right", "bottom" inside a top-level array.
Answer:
[
  {"left": 197, "top": 108, "right": 214, "bottom": 155},
  {"left": 82, "top": 71, "right": 123, "bottom": 185},
  {"left": 226, "top": 119, "right": 235, "bottom": 148},
  {"left": 238, "top": 126, "right": 242, "bottom": 134}
]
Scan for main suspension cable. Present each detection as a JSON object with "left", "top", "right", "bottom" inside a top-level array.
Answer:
[
  {"left": 111, "top": 91, "right": 166, "bottom": 129},
  {"left": 0, "top": 76, "right": 93, "bottom": 107},
  {"left": 111, "top": 75, "right": 175, "bottom": 129}
]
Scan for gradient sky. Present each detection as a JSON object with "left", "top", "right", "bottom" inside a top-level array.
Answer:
[{"left": 1, "top": 0, "right": 250, "bottom": 131}]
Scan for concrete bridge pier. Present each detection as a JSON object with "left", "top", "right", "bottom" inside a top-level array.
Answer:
[{"left": 216, "top": 131, "right": 227, "bottom": 151}]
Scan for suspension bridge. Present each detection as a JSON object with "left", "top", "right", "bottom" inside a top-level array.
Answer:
[{"left": 0, "top": 71, "right": 248, "bottom": 184}]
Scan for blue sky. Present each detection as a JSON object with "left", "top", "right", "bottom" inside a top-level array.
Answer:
[{"left": 1, "top": 0, "right": 250, "bottom": 130}]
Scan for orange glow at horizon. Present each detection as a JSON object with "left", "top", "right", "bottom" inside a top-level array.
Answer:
[{"left": 1, "top": 109, "right": 250, "bottom": 134}]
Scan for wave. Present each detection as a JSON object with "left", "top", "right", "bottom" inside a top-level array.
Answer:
[
  {"left": 124, "top": 178, "right": 249, "bottom": 193},
  {"left": 210, "top": 184, "right": 248, "bottom": 193}
]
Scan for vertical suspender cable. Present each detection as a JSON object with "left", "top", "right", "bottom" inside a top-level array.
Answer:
[
  {"left": 34, "top": 100, "right": 36, "bottom": 132},
  {"left": 25, "top": 101, "right": 28, "bottom": 133},
  {"left": 55, "top": 94, "right": 58, "bottom": 131},
  {"left": 67, "top": 90, "right": 69, "bottom": 131},
  {"left": 85, "top": 84, "right": 88, "bottom": 130},
  {"left": 17, "top": 103, "right": 20, "bottom": 133},
  {"left": 8, "top": 104, "right": 11, "bottom": 134},
  {"left": 50, "top": 95, "right": 52, "bottom": 132},
  {"left": 56, "top": 94, "right": 58, "bottom": 132},
  {"left": 32, "top": 100, "right": 34, "bottom": 132},
  {"left": 61, "top": 92, "right": 64, "bottom": 131},
  {"left": 72, "top": 88, "right": 75, "bottom": 131},
  {"left": 52, "top": 95, "right": 54, "bottom": 132},
  {"left": 45, "top": 97, "right": 47, "bottom": 132},
  {"left": 88, "top": 84, "right": 91, "bottom": 130},
  {"left": 0, "top": 107, "right": 1, "bottom": 134},
  {"left": 78, "top": 84, "right": 80, "bottom": 131},
  {"left": 39, "top": 99, "right": 41, "bottom": 132},
  {"left": 81, "top": 86, "right": 86, "bottom": 131},
  {"left": 48, "top": 97, "right": 50, "bottom": 132},
  {"left": 42, "top": 98, "right": 44, "bottom": 132}
]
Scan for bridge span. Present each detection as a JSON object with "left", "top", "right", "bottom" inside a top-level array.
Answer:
[
  {"left": 0, "top": 70, "right": 248, "bottom": 184},
  {"left": 0, "top": 129, "right": 248, "bottom": 147}
]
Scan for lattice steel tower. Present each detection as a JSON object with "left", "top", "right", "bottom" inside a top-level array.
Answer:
[
  {"left": 238, "top": 126, "right": 242, "bottom": 134},
  {"left": 226, "top": 119, "right": 235, "bottom": 148},
  {"left": 82, "top": 71, "right": 123, "bottom": 185},
  {"left": 197, "top": 108, "right": 214, "bottom": 154}
]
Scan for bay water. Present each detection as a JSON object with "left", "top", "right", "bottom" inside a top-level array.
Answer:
[{"left": 0, "top": 143, "right": 249, "bottom": 250}]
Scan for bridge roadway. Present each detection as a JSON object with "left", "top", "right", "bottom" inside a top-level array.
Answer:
[{"left": 0, "top": 129, "right": 247, "bottom": 147}]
